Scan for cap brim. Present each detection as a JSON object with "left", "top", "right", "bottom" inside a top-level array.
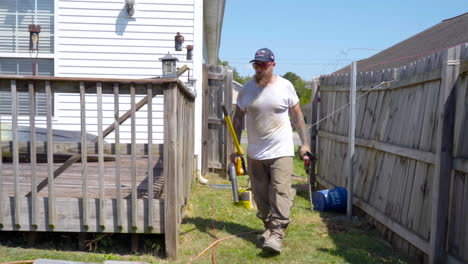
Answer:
[{"left": 249, "top": 58, "right": 272, "bottom": 63}]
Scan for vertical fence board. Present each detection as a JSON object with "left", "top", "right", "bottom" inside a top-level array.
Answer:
[
  {"left": 419, "top": 165, "right": 434, "bottom": 240},
  {"left": 429, "top": 46, "right": 460, "bottom": 264},
  {"left": 201, "top": 65, "right": 209, "bottom": 176},
  {"left": 46, "top": 81, "right": 55, "bottom": 228},
  {"left": 453, "top": 76, "right": 468, "bottom": 156},
  {"left": 460, "top": 173, "right": 468, "bottom": 262},
  {"left": 224, "top": 68, "right": 234, "bottom": 168},
  {"left": 177, "top": 91, "right": 183, "bottom": 221},
  {"left": 11, "top": 80, "right": 20, "bottom": 227},
  {"left": 29, "top": 81, "right": 38, "bottom": 227},
  {"left": 80, "top": 81, "right": 88, "bottom": 229},
  {"left": 187, "top": 100, "right": 195, "bottom": 200},
  {"left": 448, "top": 172, "right": 465, "bottom": 257},
  {"left": 407, "top": 162, "right": 429, "bottom": 234}
]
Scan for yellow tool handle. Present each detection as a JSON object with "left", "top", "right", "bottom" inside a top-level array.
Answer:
[
  {"left": 235, "top": 156, "right": 244, "bottom": 175},
  {"left": 221, "top": 105, "right": 243, "bottom": 156}
]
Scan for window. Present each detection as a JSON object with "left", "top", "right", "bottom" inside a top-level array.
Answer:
[
  {"left": 0, "top": 0, "right": 54, "bottom": 54},
  {"left": 0, "top": 0, "right": 54, "bottom": 115},
  {"left": 0, "top": 58, "right": 53, "bottom": 115}
]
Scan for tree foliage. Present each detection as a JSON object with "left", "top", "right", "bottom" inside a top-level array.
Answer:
[
  {"left": 282, "top": 72, "right": 311, "bottom": 105},
  {"left": 218, "top": 60, "right": 250, "bottom": 84}
]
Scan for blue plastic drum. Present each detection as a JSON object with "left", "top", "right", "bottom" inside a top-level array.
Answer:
[
  {"left": 312, "top": 187, "right": 348, "bottom": 212},
  {"left": 312, "top": 189, "right": 329, "bottom": 212}
]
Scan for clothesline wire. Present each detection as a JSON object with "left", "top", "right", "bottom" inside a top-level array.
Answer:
[{"left": 306, "top": 80, "right": 393, "bottom": 132}]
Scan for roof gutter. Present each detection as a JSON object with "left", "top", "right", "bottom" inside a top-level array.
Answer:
[{"left": 203, "top": 0, "right": 226, "bottom": 64}]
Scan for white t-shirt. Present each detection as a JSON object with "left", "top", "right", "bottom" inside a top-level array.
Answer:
[{"left": 236, "top": 76, "right": 299, "bottom": 160}]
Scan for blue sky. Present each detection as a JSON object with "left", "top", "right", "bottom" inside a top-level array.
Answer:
[{"left": 219, "top": 0, "right": 467, "bottom": 80}]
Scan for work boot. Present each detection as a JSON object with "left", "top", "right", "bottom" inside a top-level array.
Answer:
[
  {"left": 262, "top": 231, "right": 283, "bottom": 253},
  {"left": 257, "top": 229, "right": 271, "bottom": 248}
]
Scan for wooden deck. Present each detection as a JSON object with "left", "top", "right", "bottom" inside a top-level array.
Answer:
[
  {"left": 0, "top": 76, "right": 196, "bottom": 258},
  {"left": 1, "top": 155, "right": 164, "bottom": 199},
  {"left": 0, "top": 155, "right": 165, "bottom": 233}
]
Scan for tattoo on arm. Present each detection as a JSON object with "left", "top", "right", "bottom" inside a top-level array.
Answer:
[
  {"left": 291, "top": 106, "right": 309, "bottom": 146},
  {"left": 233, "top": 106, "right": 245, "bottom": 145}
]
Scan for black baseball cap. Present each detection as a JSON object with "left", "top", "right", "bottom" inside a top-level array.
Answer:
[{"left": 249, "top": 48, "right": 275, "bottom": 63}]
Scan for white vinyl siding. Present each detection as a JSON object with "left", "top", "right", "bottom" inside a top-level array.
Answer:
[
  {"left": 52, "top": 0, "right": 195, "bottom": 143},
  {"left": 56, "top": 0, "right": 194, "bottom": 78},
  {"left": 0, "top": 0, "right": 54, "bottom": 54}
]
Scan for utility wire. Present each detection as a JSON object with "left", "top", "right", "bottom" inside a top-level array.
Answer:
[{"left": 306, "top": 80, "right": 393, "bottom": 132}]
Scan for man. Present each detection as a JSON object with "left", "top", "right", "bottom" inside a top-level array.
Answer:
[{"left": 232, "top": 48, "right": 310, "bottom": 253}]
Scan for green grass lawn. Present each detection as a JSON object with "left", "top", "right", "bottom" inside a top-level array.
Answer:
[{"left": 0, "top": 147, "right": 406, "bottom": 264}]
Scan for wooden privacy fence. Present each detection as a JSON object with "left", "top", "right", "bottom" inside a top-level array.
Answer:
[
  {"left": 0, "top": 75, "right": 195, "bottom": 259},
  {"left": 201, "top": 64, "right": 233, "bottom": 176},
  {"left": 312, "top": 43, "right": 468, "bottom": 263}
]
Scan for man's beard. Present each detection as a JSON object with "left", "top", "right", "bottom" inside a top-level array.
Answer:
[{"left": 255, "top": 70, "right": 273, "bottom": 87}]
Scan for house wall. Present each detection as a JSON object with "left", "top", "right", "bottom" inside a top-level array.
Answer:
[
  {"left": 53, "top": 0, "right": 196, "bottom": 143},
  {"left": 193, "top": 0, "right": 204, "bottom": 170}
]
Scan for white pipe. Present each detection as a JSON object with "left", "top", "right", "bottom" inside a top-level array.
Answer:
[{"left": 196, "top": 170, "right": 208, "bottom": 184}]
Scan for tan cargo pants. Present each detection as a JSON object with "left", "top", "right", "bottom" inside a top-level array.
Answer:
[{"left": 248, "top": 156, "right": 293, "bottom": 234}]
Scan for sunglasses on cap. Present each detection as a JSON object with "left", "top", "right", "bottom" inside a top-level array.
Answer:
[{"left": 252, "top": 62, "right": 274, "bottom": 70}]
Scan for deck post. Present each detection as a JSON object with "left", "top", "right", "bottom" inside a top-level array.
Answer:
[
  {"left": 429, "top": 46, "right": 460, "bottom": 264},
  {"left": 164, "top": 83, "right": 179, "bottom": 259}
]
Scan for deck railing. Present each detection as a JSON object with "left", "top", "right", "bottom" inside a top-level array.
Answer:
[{"left": 0, "top": 75, "right": 195, "bottom": 259}]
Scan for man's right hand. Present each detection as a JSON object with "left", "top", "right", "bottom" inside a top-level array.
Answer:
[{"left": 230, "top": 152, "right": 239, "bottom": 163}]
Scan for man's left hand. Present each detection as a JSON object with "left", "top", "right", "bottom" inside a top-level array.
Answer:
[{"left": 298, "top": 144, "right": 311, "bottom": 160}]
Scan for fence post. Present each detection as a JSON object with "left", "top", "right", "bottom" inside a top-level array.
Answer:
[
  {"left": 309, "top": 79, "right": 319, "bottom": 210},
  {"left": 429, "top": 46, "right": 460, "bottom": 264},
  {"left": 347, "top": 62, "right": 357, "bottom": 219},
  {"left": 224, "top": 68, "right": 234, "bottom": 174}
]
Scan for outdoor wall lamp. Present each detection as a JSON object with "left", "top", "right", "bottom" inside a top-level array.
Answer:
[
  {"left": 29, "top": 24, "right": 41, "bottom": 51},
  {"left": 175, "top": 32, "right": 184, "bottom": 51},
  {"left": 29, "top": 24, "right": 41, "bottom": 75},
  {"left": 125, "top": 0, "right": 135, "bottom": 17},
  {"left": 186, "top": 45, "right": 193, "bottom": 60},
  {"left": 159, "top": 53, "right": 179, "bottom": 78}
]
